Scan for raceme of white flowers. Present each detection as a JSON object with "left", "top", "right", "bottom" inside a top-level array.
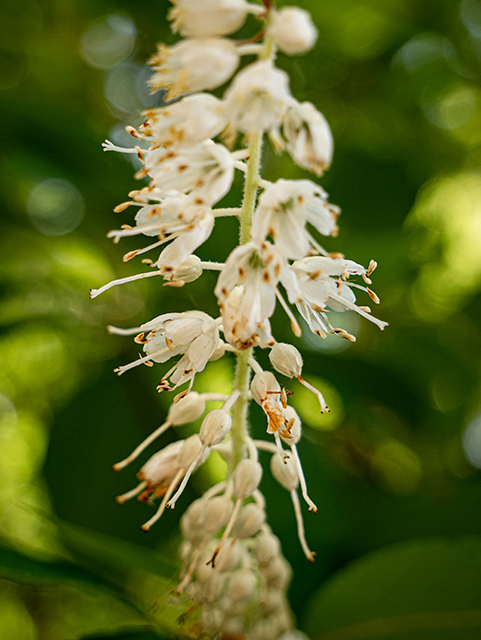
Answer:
[{"left": 92, "top": 1, "right": 387, "bottom": 638}]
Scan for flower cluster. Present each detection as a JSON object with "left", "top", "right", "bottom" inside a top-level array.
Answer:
[{"left": 92, "top": 1, "right": 386, "bottom": 638}]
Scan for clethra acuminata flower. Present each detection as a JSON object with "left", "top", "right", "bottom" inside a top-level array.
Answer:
[{"left": 93, "top": 3, "right": 388, "bottom": 638}]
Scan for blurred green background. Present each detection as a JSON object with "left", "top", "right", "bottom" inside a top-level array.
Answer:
[{"left": 2, "top": 0, "right": 481, "bottom": 638}]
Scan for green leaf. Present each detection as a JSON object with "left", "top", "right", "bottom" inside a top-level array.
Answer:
[
  {"left": 58, "top": 521, "right": 177, "bottom": 579},
  {"left": 304, "top": 537, "right": 481, "bottom": 640},
  {"left": 0, "top": 542, "right": 104, "bottom": 587}
]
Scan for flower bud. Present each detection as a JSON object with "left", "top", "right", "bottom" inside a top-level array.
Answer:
[
  {"left": 233, "top": 459, "right": 263, "bottom": 499},
  {"left": 235, "top": 503, "right": 266, "bottom": 539},
  {"left": 270, "top": 454, "right": 298, "bottom": 492},
  {"left": 256, "top": 532, "right": 281, "bottom": 567},
  {"left": 270, "top": 7, "right": 318, "bottom": 55},
  {"left": 169, "top": 255, "right": 203, "bottom": 284},
  {"left": 178, "top": 434, "right": 204, "bottom": 469},
  {"left": 251, "top": 371, "right": 280, "bottom": 406},
  {"left": 167, "top": 391, "right": 206, "bottom": 426},
  {"left": 215, "top": 540, "right": 242, "bottom": 572},
  {"left": 227, "top": 570, "right": 256, "bottom": 602},
  {"left": 265, "top": 556, "right": 292, "bottom": 590},
  {"left": 200, "top": 409, "right": 232, "bottom": 447},
  {"left": 269, "top": 343, "right": 303, "bottom": 378},
  {"left": 180, "top": 499, "right": 206, "bottom": 542},
  {"left": 204, "top": 495, "right": 234, "bottom": 533}
]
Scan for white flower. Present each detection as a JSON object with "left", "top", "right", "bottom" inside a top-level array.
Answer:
[
  {"left": 287, "top": 257, "right": 388, "bottom": 339},
  {"left": 168, "top": 0, "right": 258, "bottom": 38},
  {"left": 145, "top": 140, "right": 235, "bottom": 206},
  {"left": 113, "top": 311, "right": 221, "bottom": 393},
  {"left": 251, "top": 179, "right": 339, "bottom": 259},
  {"left": 269, "top": 7, "right": 318, "bottom": 55},
  {"left": 223, "top": 60, "right": 291, "bottom": 135},
  {"left": 148, "top": 38, "right": 240, "bottom": 100},
  {"left": 141, "top": 93, "right": 226, "bottom": 148},
  {"left": 215, "top": 242, "right": 282, "bottom": 349},
  {"left": 106, "top": 193, "right": 215, "bottom": 275},
  {"left": 283, "top": 101, "right": 333, "bottom": 176}
]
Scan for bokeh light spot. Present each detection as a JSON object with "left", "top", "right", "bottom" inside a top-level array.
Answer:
[
  {"left": 80, "top": 14, "right": 136, "bottom": 70},
  {"left": 463, "top": 413, "right": 481, "bottom": 469},
  {"left": 27, "top": 178, "right": 84, "bottom": 236}
]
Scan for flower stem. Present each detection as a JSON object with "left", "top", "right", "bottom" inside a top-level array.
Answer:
[{"left": 230, "top": 132, "right": 264, "bottom": 472}]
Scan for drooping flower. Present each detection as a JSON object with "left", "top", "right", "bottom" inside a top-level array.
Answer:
[
  {"left": 251, "top": 179, "right": 339, "bottom": 259},
  {"left": 148, "top": 38, "right": 240, "bottom": 100},
  {"left": 141, "top": 93, "right": 226, "bottom": 148},
  {"left": 283, "top": 101, "right": 334, "bottom": 175},
  {"left": 223, "top": 60, "right": 291, "bottom": 136},
  {"left": 214, "top": 242, "right": 283, "bottom": 349},
  {"left": 144, "top": 140, "right": 235, "bottom": 207},
  {"left": 285, "top": 256, "right": 388, "bottom": 339},
  {"left": 168, "top": 0, "right": 262, "bottom": 38},
  {"left": 112, "top": 311, "right": 221, "bottom": 394}
]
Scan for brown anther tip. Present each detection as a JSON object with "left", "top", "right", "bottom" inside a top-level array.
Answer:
[
  {"left": 112, "top": 463, "right": 121, "bottom": 472},
  {"left": 115, "top": 496, "right": 125, "bottom": 504},
  {"left": 140, "top": 524, "right": 150, "bottom": 532}
]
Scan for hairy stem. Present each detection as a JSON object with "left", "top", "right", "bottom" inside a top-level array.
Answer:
[{"left": 230, "top": 132, "right": 263, "bottom": 472}]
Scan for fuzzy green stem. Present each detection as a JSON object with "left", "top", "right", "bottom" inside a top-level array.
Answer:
[{"left": 230, "top": 132, "right": 264, "bottom": 472}]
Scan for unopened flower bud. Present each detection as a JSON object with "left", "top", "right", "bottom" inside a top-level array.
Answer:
[
  {"left": 215, "top": 540, "right": 242, "bottom": 572},
  {"left": 233, "top": 458, "right": 263, "bottom": 499},
  {"left": 168, "top": 391, "right": 206, "bottom": 425},
  {"left": 270, "top": 7, "right": 318, "bottom": 55},
  {"left": 256, "top": 532, "right": 281, "bottom": 567},
  {"left": 251, "top": 371, "right": 280, "bottom": 405},
  {"left": 138, "top": 440, "right": 183, "bottom": 486},
  {"left": 269, "top": 343, "right": 303, "bottom": 378},
  {"left": 204, "top": 495, "right": 234, "bottom": 533},
  {"left": 271, "top": 454, "right": 299, "bottom": 492},
  {"left": 228, "top": 570, "right": 256, "bottom": 602},
  {"left": 284, "top": 101, "right": 333, "bottom": 176},
  {"left": 181, "top": 499, "right": 206, "bottom": 541},
  {"left": 235, "top": 503, "right": 266, "bottom": 539},
  {"left": 169, "top": 255, "right": 203, "bottom": 284},
  {"left": 265, "top": 556, "right": 292, "bottom": 589},
  {"left": 178, "top": 434, "right": 204, "bottom": 469},
  {"left": 200, "top": 409, "right": 232, "bottom": 447}
]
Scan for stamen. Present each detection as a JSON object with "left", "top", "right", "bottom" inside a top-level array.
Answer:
[
  {"left": 200, "top": 261, "right": 225, "bottom": 271},
  {"left": 90, "top": 270, "right": 164, "bottom": 299},
  {"left": 113, "top": 420, "right": 172, "bottom": 471},
  {"left": 115, "top": 481, "right": 147, "bottom": 504},
  {"left": 297, "top": 375, "right": 329, "bottom": 413},
  {"left": 222, "top": 390, "right": 241, "bottom": 413},
  {"left": 167, "top": 445, "right": 207, "bottom": 510},
  {"left": 291, "top": 445, "right": 317, "bottom": 512},
  {"left": 173, "top": 533, "right": 210, "bottom": 594},
  {"left": 248, "top": 357, "right": 263, "bottom": 375},
  {"left": 141, "top": 468, "right": 183, "bottom": 531},
  {"left": 114, "top": 346, "right": 171, "bottom": 376},
  {"left": 275, "top": 288, "right": 302, "bottom": 337},
  {"left": 102, "top": 140, "right": 142, "bottom": 154},
  {"left": 290, "top": 489, "right": 316, "bottom": 562},
  {"left": 208, "top": 497, "right": 242, "bottom": 567},
  {"left": 107, "top": 324, "right": 143, "bottom": 336},
  {"left": 273, "top": 430, "right": 289, "bottom": 463}
]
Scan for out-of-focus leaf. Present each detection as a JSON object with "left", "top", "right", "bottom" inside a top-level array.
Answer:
[
  {"left": 58, "top": 521, "right": 177, "bottom": 579},
  {"left": 0, "top": 542, "right": 103, "bottom": 587},
  {"left": 305, "top": 537, "right": 481, "bottom": 640}
]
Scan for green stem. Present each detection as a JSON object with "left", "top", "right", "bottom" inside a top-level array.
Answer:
[{"left": 230, "top": 132, "right": 264, "bottom": 472}]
